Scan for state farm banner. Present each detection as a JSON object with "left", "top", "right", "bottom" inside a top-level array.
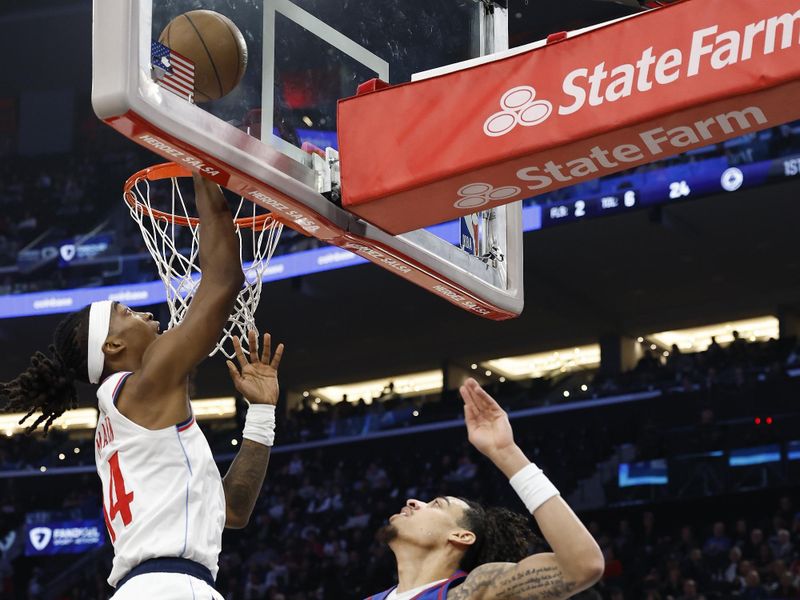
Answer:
[{"left": 338, "top": 0, "right": 800, "bottom": 234}]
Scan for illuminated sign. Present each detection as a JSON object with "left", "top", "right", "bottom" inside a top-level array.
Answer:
[{"left": 25, "top": 518, "right": 105, "bottom": 556}]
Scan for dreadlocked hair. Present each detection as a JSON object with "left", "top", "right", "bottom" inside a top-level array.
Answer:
[
  {"left": 0, "top": 306, "right": 92, "bottom": 435},
  {"left": 457, "top": 498, "right": 542, "bottom": 573}
]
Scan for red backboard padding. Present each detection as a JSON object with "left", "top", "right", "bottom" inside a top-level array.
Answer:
[{"left": 338, "top": 0, "right": 800, "bottom": 234}]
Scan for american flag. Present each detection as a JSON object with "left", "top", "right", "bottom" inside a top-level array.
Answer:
[{"left": 151, "top": 41, "right": 195, "bottom": 103}]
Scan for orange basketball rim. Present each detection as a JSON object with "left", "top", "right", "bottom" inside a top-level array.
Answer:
[{"left": 124, "top": 162, "right": 277, "bottom": 231}]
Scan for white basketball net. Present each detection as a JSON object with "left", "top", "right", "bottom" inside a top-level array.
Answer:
[{"left": 126, "top": 172, "right": 283, "bottom": 359}]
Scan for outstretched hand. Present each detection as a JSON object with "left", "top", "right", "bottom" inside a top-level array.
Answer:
[
  {"left": 460, "top": 378, "right": 516, "bottom": 459},
  {"left": 226, "top": 329, "right": 284, "bottom": 405}
]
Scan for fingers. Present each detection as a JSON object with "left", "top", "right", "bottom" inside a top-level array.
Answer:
[
  {"left": 239, "top": 327, "right": 283, "bottom": 368},
  {"left": 260, "top": 332, "right": 271, "bottom": 364},
  {"left": 463, "top": 399, "right": 479, "bottom": 426},
  {"left": 464, "top": 377, "right": 500, "bottom": 413},
  {"left": 232, "top": 335, "right": 248, "bottom": 370},
  {"left": 257, "top": 330, "right": 283, "bottom": 369},
  {"left": 248, "top": 329, "right": 259, "bottom": 360},
  {"left": 270, "top": 343, "right": 285, "bottom": 370},
  {"left": 225, "top": 360, "right": 241, "bottom": 382},
  {"left": 459, "top": 383, "right": 475, "bottom": 406},
  {"left": 191, "top": 172, "right": 211, "bottom": 201},
  {"left": 460, "top": 378, "right": 484, "bottom": 406}
]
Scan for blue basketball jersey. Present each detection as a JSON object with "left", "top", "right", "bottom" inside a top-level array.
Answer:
[{"left": 365, "top": 571, "right": 468, "bottom": 600}]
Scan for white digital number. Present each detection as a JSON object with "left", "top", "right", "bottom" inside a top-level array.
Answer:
[
  {"left": 623, "top": 190, "right": 637, "bottom": 207},
  {"left": 574, "top": 200, "right": 586, "bottom": 217},
  {"left": 669, "top": 180, "right": 691, "bottom": 199}
]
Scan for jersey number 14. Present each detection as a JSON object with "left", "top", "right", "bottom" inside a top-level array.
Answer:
[{"left": 103, "top": 451, "right": 134, "bottom": 542}]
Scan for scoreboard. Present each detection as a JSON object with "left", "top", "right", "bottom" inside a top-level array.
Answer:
[{"left": 537, "top": 153, "right": 800, "bottom": 228}]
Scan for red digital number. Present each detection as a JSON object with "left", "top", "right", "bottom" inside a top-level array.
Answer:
[{"left": 103, "top": 451, "right": 134, "bottom": 542}]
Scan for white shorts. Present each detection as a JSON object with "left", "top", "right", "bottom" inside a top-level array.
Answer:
[{"left": 111, "top": 572, "right": 224, "bottom": 600}]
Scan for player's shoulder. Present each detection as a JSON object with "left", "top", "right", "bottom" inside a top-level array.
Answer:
[
  {"left": 446, "top": 562, "right": 516, "bottom": 600},
  {"left": 96, "top": 371, "right": 132, "bottom": 404}
]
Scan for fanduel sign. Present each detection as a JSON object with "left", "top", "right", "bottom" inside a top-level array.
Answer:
[
  {"left": 25, "top": 519, "right": 105, "bottom": 556},
  {"left": 17, "top": 234, "right": 114, "bottom": 271}
]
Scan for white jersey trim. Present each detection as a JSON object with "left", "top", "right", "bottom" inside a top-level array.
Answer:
[{"left": 102, "top": 371, "right": 196, "bottom": 436}]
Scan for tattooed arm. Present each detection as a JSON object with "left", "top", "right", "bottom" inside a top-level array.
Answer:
[
  {"left": 222, "top": 330, "right": 284, "bottom": 529},
  {"left": 223, "top": 439, "right": 271, "bottom": 529},
  {"left": 449, "top": 557, "right": 578, "bottom": 600},
  {"left": 450, "top": 380, "right": 604, "bottom": 599}
]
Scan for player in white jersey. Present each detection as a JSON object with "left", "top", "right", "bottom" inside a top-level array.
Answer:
[{"left": 1, "top": 173, "right": 284, "bottom": 598}]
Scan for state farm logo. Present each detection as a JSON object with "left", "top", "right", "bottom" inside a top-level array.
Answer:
[
  {"left": 483, "top": 86, "right": 553, "bottom": 137},
  {"left": 481, "top": 14, "right": 798, "bottom": 140},
  {"left": 455, "top": 183, "right": 521, "bottom": 209}
]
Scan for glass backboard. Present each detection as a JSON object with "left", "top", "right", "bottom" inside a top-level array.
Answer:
[{"left": 92, "top": 0, "right": 524, "bottom": 318}]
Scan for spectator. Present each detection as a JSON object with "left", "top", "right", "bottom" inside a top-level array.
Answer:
[
  {"left": 682, "top": 548, "right": 710, "bottom": 591},
  {"left": 771, "top": 571, "right": 800, "bottom": 598},
  {"left": 730, "top": 330, "right": 749, "bottom": 361},
  {"left": 745, "top": 529, "right": 766, "bottom": 559},
  {"left": 663, "top": 565, "right": 684, "bottom": 598},
  {"left": 243, "top": 568, "right": 268, "bottom": 600},
  {"left": 677, "top": 525, "right": 698, "bottom": 556},
  {"left": 724, "top": 546, "right": 744, "bottom": 585},
  {"left": 757, "top": 543, "right": 775, "bottom": 572},
  {"left": 444, "top": 453, "right": 478, "bottom": 482},
  {"left": 743, "top": 571, "right": 769, "bottom": 599},
  {"left": 776, "top": 496, "right": 794, "bottom": 526},
  {"left": 607, "top": 586, "right": 625, "bottom": 600},
  {"left": 769, "top": 529, "right": 794, "bottom": 562},
  {"left": 677, "top": 578, "right": 703, "bottom": 600},
  {"left": 706, "top": 336, "right": 725, "bottom": 366},
  {"left": 602, "top": 545, "right": 624, "bottom": 584},
  {"left": 704, "top": 521, "right": 732, "bottom": 563},
  {"left": 734, "top": 519, "right": 751, "bottom": 548}
]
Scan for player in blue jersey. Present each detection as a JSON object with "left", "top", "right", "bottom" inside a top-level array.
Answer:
[{"left": 367, "top": 378, "right": 604, "bottom": 600}]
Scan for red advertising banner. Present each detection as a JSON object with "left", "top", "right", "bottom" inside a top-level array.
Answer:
[{"left": 338, "top": 0, "right": 800, "bottom": 234}]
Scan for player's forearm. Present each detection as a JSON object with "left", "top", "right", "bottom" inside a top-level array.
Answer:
[
  {"left": 486, "top": 444, "right": 530, "bottom": 479},
  {"left": 222, "top": 439, "right": 270, "bottom": 529},
  {"left": 492, "top": 445, "right": 604, "bottom": 586},
  {"left": 528, "top": 497, "right": 604, "bottom": 585},
  {"left": 192, "top": 173, "right": 244, "bottom": 287}
]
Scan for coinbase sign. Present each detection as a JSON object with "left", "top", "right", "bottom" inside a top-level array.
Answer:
[{"left": 25, "top": 519, "right": 105, "bottom": 556}]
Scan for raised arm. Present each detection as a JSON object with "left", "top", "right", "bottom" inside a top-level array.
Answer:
[
  {"left": 450, "top": 379, "right": 604, "bottom": 600},
  {"left": 222, "top": 330, "right": 284, "bottom": 528},
  {"left": 139, "top": 173, "right": 244, "bottom": 386}
]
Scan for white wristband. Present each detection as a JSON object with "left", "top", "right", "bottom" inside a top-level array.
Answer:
[
  {"left": 242, "top": 402, "right": 276, "bottom": 447},
  {"left": 509, "top": 463, "right": 560, "bottom": 514}
]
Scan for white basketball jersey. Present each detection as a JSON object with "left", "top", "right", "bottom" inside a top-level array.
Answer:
[{"left": 94, "top": 371, "right": 226, "bottom": 588}]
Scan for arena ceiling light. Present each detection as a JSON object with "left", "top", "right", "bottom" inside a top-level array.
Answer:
[
  {"left": 191, "top": 397, "right": 236, "bottom": 421},
  {"left": 483, "top": 345, "right": 601, "bottom": 380},
  {"left": 0, "top": 398, "right": 236, "bottom": 437},
  {"left": 311, "top": 370, "right": 444, "bottom": 404},
  {"left": 647, "top": 316, "right": 779, "bottom": 351},
  {"left": 0, "top": 408, "right": 99, "bottom": 436}
]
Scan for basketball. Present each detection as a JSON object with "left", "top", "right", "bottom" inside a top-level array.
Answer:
[{"left": 158, "top": 10, "right": 248, "bottom": 103}]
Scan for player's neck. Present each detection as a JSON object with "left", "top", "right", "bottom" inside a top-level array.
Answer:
[{"left": 392, "top": 543, "right": 458, "bottom": 593}]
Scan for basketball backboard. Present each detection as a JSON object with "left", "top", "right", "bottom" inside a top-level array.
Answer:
[{"left": 92, "top": 0, "right": 524, "bottom": 319}]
